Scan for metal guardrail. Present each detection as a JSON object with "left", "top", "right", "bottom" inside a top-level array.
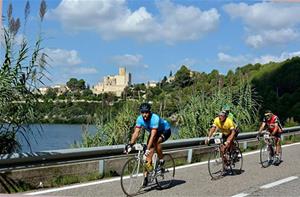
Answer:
[{"left": 0, "top": 126, "right": 300, "bottom": 169}]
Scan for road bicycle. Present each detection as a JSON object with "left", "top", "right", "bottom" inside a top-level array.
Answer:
[
  {"left": 120, "top": 143, "right": 175, "bottom": 196},
  {"left": 259, "top": 131, "right": 282, "bottom": 168},
  {"left": 207, "top": 134, "right": 243, "bottom": 180}
]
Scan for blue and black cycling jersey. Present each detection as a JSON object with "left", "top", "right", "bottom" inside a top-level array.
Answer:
[{"left": 135, "top": 113, "right": 170, "bottom": 134}]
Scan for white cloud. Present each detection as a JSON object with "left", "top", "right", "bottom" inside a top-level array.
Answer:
[
  {"left": 69, "top": 67, "right": 98, "bottom": 75},
  {"left": 48, "top": 0, "right": 220, "bottom": 43},
  {"left": 224, "top": 2, "right": 300, "bottom": 48},
  {"left": 179, "top": 58, "right": 197, "bottom": 68},
  {"left": 111, "top": 54, "right": 148, "bottom": 68},
  {"left": 218, "top": 52, "right": 249, "bottom": 66},
  {"left": 254, "top": 51, "right": 300, "bottom": 64},
  {"left": 246, "top": 28, "right": 298, "bottom": 48},
  {"left": 218, "top": 51, "right": 300, "bottom": 67},
  {"left": 43, "top": 48, "right": 98, "bottom": 85},
  {"left": 44, "top": 48, "right": 82, "bottom": 66}
]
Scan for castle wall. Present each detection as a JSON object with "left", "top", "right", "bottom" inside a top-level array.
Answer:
[{"left": 92, "top": 67, "right": 131, "bottom": 97}]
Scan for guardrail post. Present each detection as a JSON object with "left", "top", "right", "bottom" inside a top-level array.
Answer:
[
  {"left": 99, "top": 160, "right": 104, "bottom": 177},
  {"left": 243, "top": 141, "right": 248, "bottom": 150},
  {"left": 187, "top": 149, "right": 193, "bottom": 164}
]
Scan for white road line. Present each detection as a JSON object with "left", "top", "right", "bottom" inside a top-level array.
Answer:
[
  {"left": 25, "top": 177, "right": 122, "bottom": 195},
  {"left": 260, "top": 176, "right": 299, "bottom": 189},
  {"left": 231, "top": 193, "right": 249, "bottom": 197},
  {"left": 25, "top": 142, "right": 300, "bottom": 195}
]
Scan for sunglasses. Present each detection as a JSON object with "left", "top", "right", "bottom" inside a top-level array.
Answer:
[{"left": 265, "top": 114, "right": 271, "bottom": 118}]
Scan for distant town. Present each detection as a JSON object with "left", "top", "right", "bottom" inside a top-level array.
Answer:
[{"left": 39, "top": 67, "right": 168, "bottom": 97}]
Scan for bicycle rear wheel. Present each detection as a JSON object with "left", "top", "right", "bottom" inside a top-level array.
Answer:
[
  {"left": 120, "top": 157, "right": 144, "bottom": 196},
  {"left": 155, "top": 154, "right": 175, "bottom": 189},
  {"left": 260, "top": 143, "right": 273, "bottom": 168},
  {"left": 230, "top": 146, "right": 243, "bottom": 175},
  {"left": 208, "top": 147, "right": 223, "bottom": 180}
]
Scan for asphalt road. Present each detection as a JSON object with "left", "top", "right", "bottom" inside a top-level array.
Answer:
[{"left": 24, "top": 142, "right": 300, "bottom": 197}]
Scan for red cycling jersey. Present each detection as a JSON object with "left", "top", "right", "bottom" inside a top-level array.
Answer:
[{"left": 263, "top": 115, "right": 282, "bottom": 133}]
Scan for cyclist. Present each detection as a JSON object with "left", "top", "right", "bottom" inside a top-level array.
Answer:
[
  {"left": 222, "top": 104, "right": 234, "bottom": 122},
  {"left": 125, "top": 102, "right": 171, "bottom": 187},
  {"left": 205, "top": 111, "right": 237, "bottom": 167},
  {"left": 222, "top": 104, "right": 240, "bottom": 137},
  {"left": 257, "top": 110, "right": 282, "bottom": 164}
]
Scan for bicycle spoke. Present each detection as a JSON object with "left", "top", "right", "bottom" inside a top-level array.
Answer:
[
  {"left": 155, "top": 154, "right": 175, "bottom": 189},
  {"left": 208, "top": 148, "right": 224, "bottom": 180},
  {"left": 230, "top": 147, "right": 243, "bottom": 175},
  {"left": 260, "top": 143, "right": 272, "bottom": 168},
  {"left": 121, "top": 157, "right": 144, "bottom": 196}
]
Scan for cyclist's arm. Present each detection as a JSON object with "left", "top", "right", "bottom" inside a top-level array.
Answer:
[
  {"left": 208, "top": 126, "right": 217, "bottom": 138},
  {"left": 258, "top": 122, "right": 266, "bottom": 134},
  {"left": 272, "top": 123, "right": 280, "bottom": 134},
  {"left": 130, "top": 126, "right": 141, "bottom": 144},
  {"left": 147, "top": 128, "right": 158, "bottom": 150},
  {"left": 225, "top": 129, "right": 236, "bottom": 146}
]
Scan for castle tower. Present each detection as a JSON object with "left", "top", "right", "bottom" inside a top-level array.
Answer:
[
  {"left": 92, "top": 67, "right": 131, "bottom": 97},
  {"left": 119, "top": 67, "right": 126, "bottom": 76}
]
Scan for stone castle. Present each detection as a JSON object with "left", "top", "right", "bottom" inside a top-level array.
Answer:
[{"left": 92, "top": 67, "right": 131, "bottom": 97}]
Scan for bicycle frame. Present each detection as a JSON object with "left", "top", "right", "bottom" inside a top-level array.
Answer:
[
  {"left": 132, "top": 144, "right": 159, "bottom": 181},
  {"left": 259, "top": 130, "right": 282, "bottom": 167},
  {"left": 208, "top": 134, "right": 243, "bottom": 179},
  {"left": 121, "top": 143, "right": 175, "bottom": 196},
  {"left": 261, "top": 131, "right": 279, "bottom": 157}
]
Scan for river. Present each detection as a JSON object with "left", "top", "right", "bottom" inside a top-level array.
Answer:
[
  {"left": 16, "top": 124, "right": 178, "bottom": 153},
  {"left": 17, "top": 124, "right": 98, "bottom": 152}
]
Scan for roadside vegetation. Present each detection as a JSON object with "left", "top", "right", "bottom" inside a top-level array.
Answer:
[
  {"left": 0, "top": 0, "right": 48, "bottom": 153},
  {"left": 1, "top": 2, "right": 299, "bottom": 152}
]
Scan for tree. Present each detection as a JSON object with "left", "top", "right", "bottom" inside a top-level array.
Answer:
[
  {"left": 174, "top": 65, "right": 192, "bottom": 88},
  {"left": 66, "top": 78, "right": 86, "bottom": 92},
  {"left": 45, "top": 88, "right": 57, "bottom": 100},
  {"left": 66, "top": 78, "right": 79, "bottom": 91},
  {"left": 0, "top": 0, "right": 48, "bottom": 153},
  {"left": 78, "top": 79, "right": 86, "bottom": 90}
]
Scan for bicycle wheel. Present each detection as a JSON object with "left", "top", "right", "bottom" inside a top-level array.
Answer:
[
  {"left": 208, "top": 147, "right": 223, "bottom": 180},
  {"left": 260, "top": 143, "right": 273, "bottom": 168},
  {"left": 234, "top": 140, "right": 239, "bottom": 148},
  {"left": 155, "top": 154, "right": 175, "bottom": 189},
  {"left": 230, "top": 146, "right": 243, "bottom": 175},
  {"left": 120, "top": 157, "right": 144, "bottom": 196}
]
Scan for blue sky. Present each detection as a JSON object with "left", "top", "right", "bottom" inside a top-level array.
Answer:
[{"left": 2, "top": 0, "right": 300, "bottom": 87}]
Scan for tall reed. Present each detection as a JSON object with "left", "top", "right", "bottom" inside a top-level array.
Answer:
[{"left": 0, "top": 1, "right": 48, "bottom": 153}]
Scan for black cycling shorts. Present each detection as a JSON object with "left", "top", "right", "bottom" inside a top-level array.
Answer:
[
  {"left": 147, "top": 129, "right": 171, "bottom": 144},
  {"left": 161, "top": 129, "right": 171, "bottom": 142}
]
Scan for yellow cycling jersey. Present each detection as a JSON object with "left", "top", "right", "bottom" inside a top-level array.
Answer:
[{"left": 213, "top": 117, "right": 236, "bottom": 136}]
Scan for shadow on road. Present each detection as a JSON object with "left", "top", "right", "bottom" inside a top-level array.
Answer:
[
  {"left": 141, "top": 179, "right": 186, "bottom": 194},
  {"left": 227, "top": 169, "right": 245, "bottom": 176}
]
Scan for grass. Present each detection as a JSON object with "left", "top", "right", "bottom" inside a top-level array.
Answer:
[{"left": 51, "top": 172, "right": 101, "bottom": 188}]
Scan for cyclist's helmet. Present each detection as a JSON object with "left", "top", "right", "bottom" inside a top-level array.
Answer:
[
  {"left": 139, "top": 102, "right": 151, "bottom": 113},
  {"left": 222, "top": 104, "right": 231, "bottom": 115},
  {"left": 218, "top": 110, "right": 227, "bottom": 117},
  {"left": 264, "top": 110, "right": 273, "bottom": 119}
]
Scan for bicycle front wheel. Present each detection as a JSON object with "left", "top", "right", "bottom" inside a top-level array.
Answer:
[
  {"left": 260, "top": 143, "right": 273, "bottom": 168},
  {"left": 120, "top": 157, "right": 144, "bottom": 196},
  {"left": 155, "top": 153, "right": 175, "bottom": 189},
  {"left": 208, "top": 147, "right": 223, "bottom": 180},
  {"left": 230, "top": 146, "right": 243, "bottom": 175}
]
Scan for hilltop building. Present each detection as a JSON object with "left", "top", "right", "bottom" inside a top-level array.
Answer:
[
  {"left": 92, "top": 67, "right": 131, "bottom": 97},
  {"left": 38, "top": 84, "right": 69, "bottom": 95},
  {"left": 146, "top": 81, "right": 157, "bottom": 88}
]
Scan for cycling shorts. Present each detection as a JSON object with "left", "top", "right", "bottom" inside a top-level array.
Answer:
[{"left": 147, "top": 129, "right": 171, "bottom": 144}]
